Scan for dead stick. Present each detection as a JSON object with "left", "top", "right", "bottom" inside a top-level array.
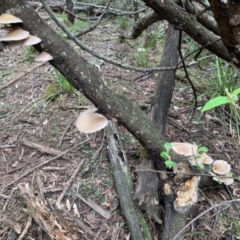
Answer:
[
  {"left": 0, "top": 62, "right": 46, "bottom": 91},
  {"left": 0, "top": 138, "right": 90, "bottom": 193},
  {"left": 22, "top": 139, "right": 68, "bottom": 160},
  {"left": 77, "top": 194, "right": 111, "bottom": 220},
  {"left": 56, "top": 158, "right": 85, "bottom": 205}
]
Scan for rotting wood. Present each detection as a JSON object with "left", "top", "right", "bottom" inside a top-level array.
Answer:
[
  {"left": 22, "top": 139, "right": 69, "bottom": 160},
  {"left": 18, "top": 182, "right": 80, "bottom": 240},
  {"left": 106, "top": 122, "right": 152, "bottom": 240},
  {"left": 77, "top": 194, "right": 111, "bottom": 220}
]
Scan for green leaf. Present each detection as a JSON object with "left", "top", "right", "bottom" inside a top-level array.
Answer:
[
  {"left": 202, "top": 96, "right": 231, "bottom": 112},
  {"left": 165, "top": 160, "right": 176, "bottom": 169},
  {"left": 231, "top": 88, "right": 240, "bottom": 97},
  {"left": 197, "top": 164, "right": 205, "bottom": 170},
  {"left": 161, "top": 151, "right": 170, "bottom": 160},
  {"left": 164, "top": 142, "right": 172, "bottom": 151},
  {"left": 198, "top": 146, "right": 208, "bottom": 153}
]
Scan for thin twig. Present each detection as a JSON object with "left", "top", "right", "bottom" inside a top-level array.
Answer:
[
  {"left": 40, "top": 0, "right": 176, "bottom": 72},
  {"left": 17, "top": 216, "right": 32, "bottom": 240},
  {"left": 75, "top": 0, "right": 112, "bottom": 37},
  {"left": 58, "top": 119, "right": 74, "bottom": 147},
  {"left": 55, "top": 158, "right": 85, "bottom": 206},
  {"left": 0, "top": 138, "right": 90, "bottom": 193},
  {"left": 136, "top": 168, "right": 239, "bottom": 180}
]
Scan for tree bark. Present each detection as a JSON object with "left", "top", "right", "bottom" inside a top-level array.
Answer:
[{"left": 209, "top": 0, "right": 240, "bottom": 68}]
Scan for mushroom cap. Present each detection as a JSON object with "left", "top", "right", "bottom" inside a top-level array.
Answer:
[
  {"left": 197, "top": 153, "right": 214, "bottom": 165},
  {"left": 212, "top": 176, "right": 234, "bottom": 186},
  {"left": 34, "top": 51, "right": 53, "bottom": 62},
  {"left": 0, "top": 27, "right": 29, "bottom": 41},
  {"left": 171, "top": 142, "right": 197, "bottom": 156},
  {"left": 76, "top": 108, "right": 108, "bottom": 133},
  {"left": 212, "top": 160, "right": 231, "bottom": 175},
  {"left": 0, "top": 13, "right": 23, "bottom": 24},
  {"left": 23, "top": 35, "right": 41, "bottom": 46}
]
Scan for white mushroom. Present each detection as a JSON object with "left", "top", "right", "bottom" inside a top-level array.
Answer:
[
  {"left": 212, "top": 160, "right": 231, "bottom": 175},
  {"left": 34, "top": 51, "right": 53, "bottom": 62},
  {"left": 75, "top": 108, "right": 108, "bottom": 133},
  {"left": 0, "top": 27, "right": 29, "bottom": 41},
  {"left": 171, "top": 142, "right": 197, "bottom": 156},
  {"left": 212, "top": 176, "right": 234, "bottom": 186},
  {"left": 197, "top": 153, "right": 214, "bottom": 165},
  {"left": 222, "top": 177, "right": 234, "bottom": 185},
  {"left": 0, "top": 13, "right": 23, "bottom": 24},
  {"left": 23, "top": 35, "right": 41, "bottom": 46}
]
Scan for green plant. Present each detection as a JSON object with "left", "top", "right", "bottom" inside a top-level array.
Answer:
[
  {"left": 43, "top": 70, "right": 73, "bottom": 101},
  {"left": 144, "top": 31, "right": 157, "bottom": 50},
  {"left": 137, "top": 47, "right": 149, "bottom": 68},
  {"left": 160, "top": 142, "right": 176, "bottom": 168},
  {"left": 24, "top": 46, "right": 36, "bottom": 60},
  {"left": 118, "top": 16, "right": 129, "bottom": 30},
  {"left": 202, "top": 87, "right": 240, "bottom": 140}
]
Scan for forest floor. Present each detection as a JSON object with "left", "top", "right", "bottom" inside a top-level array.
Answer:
[{"left": 1, "top": 6, "right": 240, "bottom": 240}]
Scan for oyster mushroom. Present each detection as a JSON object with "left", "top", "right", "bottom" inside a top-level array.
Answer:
[
  {"left": 171, "top": 142, "right": 197, "bottom": 156},
  {"left": 34, "top": 51, "right": 53, "bottom": 62},
  {"left": 75, "top": 108, "right": 108, "bottom": 133},
  {"left": 0, "top": 13, "right": 23, "bottom": 24},
  {"left": 212, "top": 160, "right": 231, "bottom": 175}
]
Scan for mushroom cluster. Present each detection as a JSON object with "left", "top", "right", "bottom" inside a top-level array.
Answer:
[
  {"left": 211, "top": 160, "right": 234, "bottom": 185},
  {"left": 75, "top": 108, "right": 108, "bottom": 133},
  {"left": 0, "top": 13, "right": 52, "bottom": 61},
  {"left": 171, "top": 142, "right": 234, "bottom": 185}
]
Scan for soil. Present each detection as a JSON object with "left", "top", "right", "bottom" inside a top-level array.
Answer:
[{"left": 1, "top": 6, "right": 240, "bottom": 240}]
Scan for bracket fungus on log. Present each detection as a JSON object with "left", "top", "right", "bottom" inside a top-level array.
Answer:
[
  {"left": 7, "top": 35, "right": 42, "bottom": 49},
  {"left": 34, "top": 51, "right": 53, "bottom": 62},
  {"left": 171, "top": 142, "right": 198, "bottom": 165},
  {"left": 0, "top": 27, "right": 29, "bottom": 41},
  {"left": 0, "top": 13, "right": 23, "bottom": 24},
  {"left": 76, "top": 108, "right": 108, "bottom": 133}
]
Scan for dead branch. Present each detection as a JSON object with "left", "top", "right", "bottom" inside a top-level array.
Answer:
[
  {"left": 142, "top": 0, "right": 230, "bottom": 62},
  {"left": 56, "top": 158, "right": 85, "bottom": 205},
  {"left": 18, "top": 182, "right": 79, "bottom": 239},
  {"left": 22, "top": 139, "right": 69, "bottom": 160},
  {"left": 122, "top": 11, "right": 163, "bottom": 40},
  {"left": 77, "top": 194, "right": 111, "bottom": 220},
  {"left": 106, "top": 122, "right": 152, "bottom": 240}
]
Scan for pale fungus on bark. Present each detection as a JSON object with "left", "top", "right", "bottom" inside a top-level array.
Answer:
[
  {"left": 34, "top": 51, "right": 53, "bottom": 62},
  {"left": 171, "top": 142, "right": 197, "bottom": 156},
  {"left": 212, "top": 176, "right": 234, "bottom": 186},
  {"left": 212, "top": 160, "right": 231, "bottom": 175},
  {"left": 196, "top": 153, "right": 214, "bottom": 165},
  {"left": 75, "top": 108, "right": 108, "bottom": 133},
  {"left": 0, "top": 13, "right": 23, "bottom": 24},
  {"left": 23, "top": 35, "right": 41, "bottom": 46},
  {"left": 7, "top": 35, "right": 42, "bottom": 49},
  {"left": 0, "top": 27, "right": 29, "bottom": 41}
]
